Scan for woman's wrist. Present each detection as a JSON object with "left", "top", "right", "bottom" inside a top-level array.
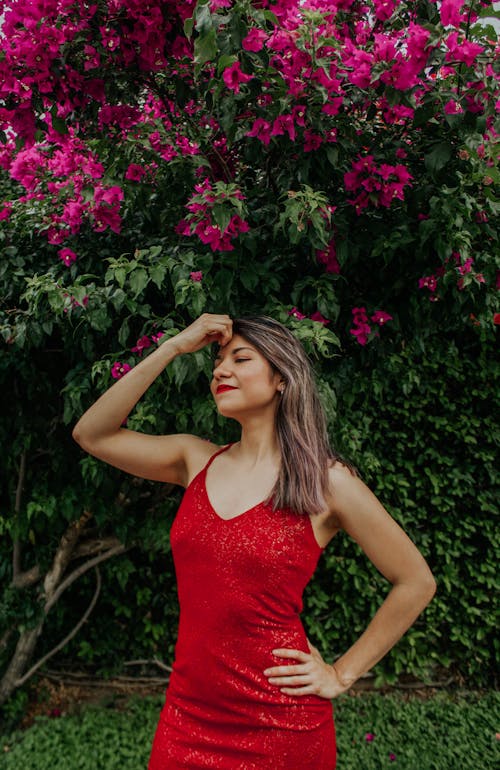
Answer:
[{"left": 331, "top": 662, "right": 357, "bottom": 691}]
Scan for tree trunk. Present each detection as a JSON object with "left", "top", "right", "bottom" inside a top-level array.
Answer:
[
  {"left": 0, "top": 509, "right": 127, "bottom": 707},
  {"left": 0, "top": 625, "right": 43, "bottom": 705}
]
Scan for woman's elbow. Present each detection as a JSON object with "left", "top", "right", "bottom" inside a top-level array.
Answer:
[
  {"left": 419, "top": 569, "right": 437, "bottom": 605},
  {"left": 72, "top": 422, "right": 88, "bottom": 449}
]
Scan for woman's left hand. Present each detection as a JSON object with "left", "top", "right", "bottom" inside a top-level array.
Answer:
[{"left": 263, "top": 639, "right": 349, "bottom": 699}]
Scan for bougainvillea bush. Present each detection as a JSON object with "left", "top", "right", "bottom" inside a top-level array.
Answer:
[{"left": 0, "top": 0, "right": 498, "bottom": 707}]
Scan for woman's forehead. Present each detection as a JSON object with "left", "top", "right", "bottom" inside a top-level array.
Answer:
[{"left": 214, "top": 335, "right": 258, "bottom": 359}]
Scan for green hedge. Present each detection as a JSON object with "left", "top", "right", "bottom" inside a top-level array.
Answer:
[
  {"left": 303, "top": 333, "right": 498, "bottom": 686},
  {"left": 1, "top": 691, "right": 499, "bottom": 770}
]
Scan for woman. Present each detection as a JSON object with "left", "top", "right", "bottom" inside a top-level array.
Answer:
[{"left": 72, "top": 312, "right": 436, "bottom": 769}]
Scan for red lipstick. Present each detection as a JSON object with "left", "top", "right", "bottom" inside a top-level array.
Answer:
[{"left": 216, "top": 385, "right": 237, "bottom": 394}]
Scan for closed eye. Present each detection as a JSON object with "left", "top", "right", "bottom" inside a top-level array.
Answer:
[{"left": 212, "top": 358, "right": 250, "bottom": 374}]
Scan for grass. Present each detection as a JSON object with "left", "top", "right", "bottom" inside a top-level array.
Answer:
[{"left": 0, "top": 690, "right": 498, "bottom": 769}]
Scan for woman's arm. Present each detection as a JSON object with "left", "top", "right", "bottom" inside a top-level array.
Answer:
[
  {"left": 324, "top": 463, "right": 436, "bottom": 689},
  {"left": 264, "top": 464, "right": 436, "bottom": 697},
  {"left": 72, "top": 313, "right": 233, "bottom": 484}
]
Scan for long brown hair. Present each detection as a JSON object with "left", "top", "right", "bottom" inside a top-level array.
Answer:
[{"left": 230, "top": 315, "right": 348, "bottom": 516}]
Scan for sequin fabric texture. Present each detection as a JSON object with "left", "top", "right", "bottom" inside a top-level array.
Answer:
[{"left": 148, "top": 444, "right": 336, "bottom": 769}]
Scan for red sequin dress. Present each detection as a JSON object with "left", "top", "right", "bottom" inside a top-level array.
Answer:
[{"left": 148, "top": 443, "right": 336, "bottom": 769}]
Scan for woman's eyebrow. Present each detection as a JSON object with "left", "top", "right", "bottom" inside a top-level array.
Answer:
[{"left": 213, "top": 346, "right": 254, "bottom": 362}]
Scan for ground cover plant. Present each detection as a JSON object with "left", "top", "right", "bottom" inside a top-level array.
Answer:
[
  {"left": 1, "top": 690, "right": 499, "bottom": 770},
  {"left": 0, "top": 0, "right": 498, "bottom": 714}
]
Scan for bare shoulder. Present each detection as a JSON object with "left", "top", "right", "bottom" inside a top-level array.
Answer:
[
  {"left": 182, "top": 435, "right": 223, "bottom": 487},
  {"left": 325, "top": 459, "right": 369, "bottom": 528}
]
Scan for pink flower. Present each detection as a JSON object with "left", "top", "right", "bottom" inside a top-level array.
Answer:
[
  {"left": 316, "top": 241, "right": 341, "bottom": 274},
  {"left": 246, "top": 118, "right": 273, "bottom": 145},
  {"left": 131, "top": 335, "right": 152, "bottom": 354},
  {"left": 125, "top": 163, "right": 146, "bottom": 181},
  {"left": 446, "top": 32, "right": 484, "bottom": 67},
  {"left": 371, "top": 310, "right": 393, "bottom": 325},
  {"left": 0, "top": 202, "right": 12, "bottom": 221},
  {"left": 222, "top": 61, "right": 253, "bottom": 94},
  {"left": 444, "top": 99, "right": 463, "bottom": 115},
  {"left": 440, "top": 0, "right": 466, "bottom": 27},
  {"left": 310, "top": 311, "right": 330, "bottom": 325},
  {"left": 389, "top": 752, "right": 396, "bottom": 761},
  {"left": 350, "top": 307, "right": 372, "bottom": 346},
  {"left": 190, "top": 271, "right": 203, "bottom": 282},
  {"left": 288, "top": 307, "right": 306, "bottom": 320},
  {"left": 58, "top": 247, "right": 77, "bottom": 266},
  {"left": 458, "top": 257, "right": 473, "bottom": 275},
  {"left": 152, "top": 331, "right": 165, "bottom": 343},
  {"left": 365, "top": 732, "right": 375, "bottom": 742},
  {"left": 111, "top": 362, "right": 132, "bottom": 379},
  {"left": 242, "top": 28, "right": 268, "bottom": 52},
  {"left": 419, "top": 275, "right": 437, "bottom": 292},
  {"left": 304, "top": 130, "right": 323, "bottom": 152}
]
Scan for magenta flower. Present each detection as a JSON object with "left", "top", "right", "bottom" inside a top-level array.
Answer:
[
  {"left": 365, "top": 732, "right": 375, "bottom": 742},
  {"left": 389, "top": 752, "right": 396, "bottom": 761},
  {"left": 316, "top": 241, "right": 340, "bottom": 274},
  {"left": 0, "top": 202, "right": 13, "bottom": 221},
  {"left": 111, "top": 362, "right": 132, "bottom": 379},
  {"left": 131, "top": 335, "right": 152, "bottom": 354},
  {"left": 444, "top": 99, "right": 463, "bottom": 115},
  {"left": 152, "top": 331, "right": 164, "bottom": 343},
  {"left": 125, "top": 163, "right": 146, "bottom": 181},
  {"left": 242, "top": 28, "right": 268, "bottom": 52},
  {"left": 222, "top": 61, "right": 253, "bottom": 94},
  {"left": 246, "top": 118, "right": 273, "bottom": 145},
  {"left": 58, "top": 247, "right": 77, "bottom": 266},
  {"left": 310, "top": 311, "right": 330, "bottom": 325},
  {"left": 458, "top": 258, "right": 473, "bottom": 275},
  {"left": 418, "top": 275, "right": 437, "bottom": 292},
  {"left": 190, "top": 271, "right": 203, "bottom": 282},
  {"left": 371, "top": 310, "right": 393, "bottom": 325},
  {"left": 288, "top": 307, "right": 306, "bottom": 320},
  {"left": 440, "top": 0, "right": 466, "bottom": 27}
]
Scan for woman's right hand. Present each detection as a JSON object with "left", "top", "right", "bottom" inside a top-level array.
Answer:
[{"left": 171, "top": 313, "right": 233, "bottom": 356}]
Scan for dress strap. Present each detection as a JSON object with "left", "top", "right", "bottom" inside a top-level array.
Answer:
[{"left": 204, "top": 442, "right": 234, "bottom": 472}]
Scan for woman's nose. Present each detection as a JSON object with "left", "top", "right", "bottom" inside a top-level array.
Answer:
[{"left": 213, "top": 362, "right": 231, "bottom": 378}]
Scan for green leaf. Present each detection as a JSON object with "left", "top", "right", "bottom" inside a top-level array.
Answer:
[
  {"left": 194, "top": 28, "right": 217, "bottom": 64},
  {"left": 184, "top": 16, "right": 194, "bottom": 39},
  {"left": 217, "top": 54, "right": 237, "bottom": 76},
  {"left": 424, "top": 143, "right": 453, "bottom": 173},
  {"left": 150, "top": 264, "right": 167, "bottom": 289},
  {"left": 211, "top": 204, "right": 231, "bottom": 234},
  {"left": 129, "top": 268, "right": 149, "bottom": 297}
]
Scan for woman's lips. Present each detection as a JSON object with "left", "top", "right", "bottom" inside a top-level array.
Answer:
[{"left": 216, "top": 385, "right": 237, "bottom": 394}]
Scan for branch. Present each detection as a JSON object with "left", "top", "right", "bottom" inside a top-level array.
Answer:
[
  {"left": 71, "top": 536, "right": 125, "bottom": 560},
  {"left": 43, "top": 510, "right": 93, "bottom": 597},
  {"left": 123, "top": 658, "right": 173, "bottom": 673},
  {"left": 0, "top": 628, "right": 15, "bottom": 653},
  {"left": 12, "top": 451, "right": 27, "bottom": 580},
  {"left": 45, "top": 543, "right": 129, "bottom": 613},
  {"left": 16, "top": 567, "right": 102, "bottom": 688},
  {"left": 11, "top": 564, "right": 41, "bottom": 589}
]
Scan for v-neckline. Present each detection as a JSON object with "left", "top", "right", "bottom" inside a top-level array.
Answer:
[{"left": 203, "top": 444, "right": 271, "bottom": 523}]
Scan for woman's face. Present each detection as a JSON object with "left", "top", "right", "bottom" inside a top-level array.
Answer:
[{"left": 210, "top": 334, "right": 282, "bottom": 416}]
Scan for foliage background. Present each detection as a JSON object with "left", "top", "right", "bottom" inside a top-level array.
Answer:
[{"left": 0, "top": 0, "right": 498, "bottom": 716}]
